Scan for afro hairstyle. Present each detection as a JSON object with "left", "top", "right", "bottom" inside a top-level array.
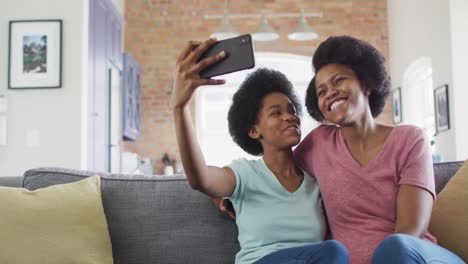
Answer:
[
  {"left": 305, "top": 35, "right": 391, "bottom": 122},
  {"left": 228, "top": 68, "right": 301, "bottom": 156}
]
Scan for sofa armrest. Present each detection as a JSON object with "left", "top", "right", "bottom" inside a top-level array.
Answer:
[{"left": 0, "top": 176, "right": 23, "bottom": 187}]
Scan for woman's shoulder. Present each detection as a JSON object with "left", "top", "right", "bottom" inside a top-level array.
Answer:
[
  {"left": 385, "top": 125, "right": 429, "bottom": 155},
  {"left": 304, "top": 124, "right": 339, "bottom": 141},
  {"left": 297, "top": 124, "right": 338, "bottom": 151},
  {"left": 391, "top": 124, "right": 426, "bottom": 139},
  {"left": 228, "top": 158, "right": 264, "bottom": 173}
]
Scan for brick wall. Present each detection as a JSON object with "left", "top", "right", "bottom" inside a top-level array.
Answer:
[{"left": 124, "top": 0, "right": 390, "bottom": 174}]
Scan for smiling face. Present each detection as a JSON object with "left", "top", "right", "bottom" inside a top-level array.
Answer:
[
  {"left": 249, "top": 92, "right": 301, "bottom": 151},
  {"left": 314, "top": 64, "right": 371, "bottom": 125}
]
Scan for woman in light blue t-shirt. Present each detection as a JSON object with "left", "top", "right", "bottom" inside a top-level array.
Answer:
[{"left": 172, "top": 38, "right": 348, "bottom": 264}]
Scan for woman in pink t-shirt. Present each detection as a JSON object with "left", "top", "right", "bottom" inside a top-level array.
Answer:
[{"left": 294, "top": 35, "right": 463, "bottom": 264}]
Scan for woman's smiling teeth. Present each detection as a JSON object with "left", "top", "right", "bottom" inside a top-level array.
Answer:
[{"left": 330, "top": 99, "right": 346, "bottom": 111}]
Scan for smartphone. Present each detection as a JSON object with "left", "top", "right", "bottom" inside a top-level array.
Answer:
[{"left": 198, "top": 34, "right": 255, "bottom": 78}]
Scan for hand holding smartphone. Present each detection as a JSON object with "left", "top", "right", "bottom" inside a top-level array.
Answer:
[
  {"left": 198, "top": 34, "right": 255, "bottom": 78},
  {"left": 172, "top": 36, "right": 254, "bottom": 109}
]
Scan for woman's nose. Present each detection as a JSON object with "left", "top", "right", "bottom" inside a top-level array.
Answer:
[
  {"left": 283, "top": 114, "right": 296, "bottom": 121},
  {"left": 326, "top": 86, "right": 339, "bottom": 99}
]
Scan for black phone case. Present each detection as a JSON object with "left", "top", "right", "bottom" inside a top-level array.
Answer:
[{"left": 199, "top": 34, "right": 255, "bottom": 78}]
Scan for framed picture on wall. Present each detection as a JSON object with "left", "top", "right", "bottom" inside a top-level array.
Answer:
[
  {"left": 8, "top": 20, "right": 62, "bottom": 89},
  {"left": 434, "top": 84, "right": 450, "bottom": 133},
  {"left": 392, "top": 87, "right": 402, "bottom": 124},
  {"left": 122, "top": 53, "right": 142, "bottom": 141}
]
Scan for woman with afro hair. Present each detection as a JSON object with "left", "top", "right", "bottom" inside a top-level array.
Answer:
[
  {"left": 172, "top": 38, "right": 348, "bottom": 264},
  {"left": 293, "top": 35, "right": 464, "bottom": 264}
]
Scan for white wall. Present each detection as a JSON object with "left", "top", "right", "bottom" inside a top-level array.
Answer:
[
  {"left": 0, "top": 0, "right": 86, "bottom": 176},
  {"left": 387, "top": 0, "right": 460, "bottom": 161},
  {"left": 450, "top": 0, "right": 468, "bottom": 160}
]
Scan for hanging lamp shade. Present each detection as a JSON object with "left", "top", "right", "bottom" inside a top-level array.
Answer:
[
  {"left": 252, "top": 14, "right": 279, "bottom": 41},
  {"left": 210, "top": 14, "right": 239, "bottom": 40},
  {"left": 288, "top": 12, "right": 318, "bottom": 41}
]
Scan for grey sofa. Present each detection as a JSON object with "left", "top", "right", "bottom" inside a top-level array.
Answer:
[{"left": 0, "top": 161, "right": 464, "bottom": 264}]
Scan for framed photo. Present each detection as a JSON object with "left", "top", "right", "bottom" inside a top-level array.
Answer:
[
  {"left": 8, "top": 20, "right": 62, "bottom": 89},
  {"left": 392, "top": 87, "right": 402, "bottom": 124},
  {"left": 122, "top": 53, "right": 142, "bottom": 141},
  {"left": 434, "top": 84, "right": 450, "bottom": 133}
]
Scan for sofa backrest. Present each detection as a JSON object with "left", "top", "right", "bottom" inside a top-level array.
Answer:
[
  {"left": 22, "top": 168, "right": 239, "bottom": 264},
  {"left": 433, "top": 161, "right": 464, "bottom": 194},
  {"left": 19, "top": 161, "right": 465, "bottom": 264},
  {"left": 0, "top": 176, "right": 22, "bottom": 187}
]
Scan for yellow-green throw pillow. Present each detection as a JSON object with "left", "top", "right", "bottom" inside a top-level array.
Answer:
[
  {"left": 0, "top": 176, "right": 113, "bottom": 264},
  {"left": 429, "top": 160, "right": 468, "bottom": 262}
]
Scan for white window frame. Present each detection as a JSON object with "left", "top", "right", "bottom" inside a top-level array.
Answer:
[
  {"left": 195, "top": 52, "right": 318, "bottom": 166},
  {"left": 402, "top": 57, "right": 435, "bottom": 140}
]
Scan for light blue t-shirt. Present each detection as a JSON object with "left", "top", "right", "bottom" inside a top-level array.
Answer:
[{"left": 227, "top": 158, "right": 326, "bottom": 264}]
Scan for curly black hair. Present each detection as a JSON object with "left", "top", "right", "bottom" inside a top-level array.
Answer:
[
  {"left": 228, "top": 68, "right": 301, "bottom": 156},
  {"left": 305, "top": 35, "right": 391, "bottom": 122}
]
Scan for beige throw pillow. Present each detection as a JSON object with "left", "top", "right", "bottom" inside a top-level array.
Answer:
[
  {"left": 0, "top": 176, "right": 113, "bottom": 264},
  {"left": 429, "top": 160, "right": 468, "bottom": 262}
]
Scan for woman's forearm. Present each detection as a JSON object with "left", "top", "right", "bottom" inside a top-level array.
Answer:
[
  {"left": 395, "top": 185, "right": 433, "bottom": 238},
  {"left": 171, "top": 39, "right": 234, "bottom": 198},
  {"left": 173, "top": 106, "right": 209, "bottom": 191},
  {"left": 395, "top": 226, "right": 425, "bottom": 238}
]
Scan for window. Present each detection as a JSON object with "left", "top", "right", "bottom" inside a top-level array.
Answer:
[
  {"left": 195, "top": 52, "right": 318, "bottom": 166},
  {"left": 402, "top": 57, "right": 435, "bottom": 140}
]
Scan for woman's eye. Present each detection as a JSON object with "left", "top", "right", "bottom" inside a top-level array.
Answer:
[
  {"left": 317, "top": 90, "right": 325, "bottom": 97},
  {"left": 271, "top": 111, "right": 280, "bottom": 116},
  {"left": 335, "top": 77, "right": 344, "bottom": 85}
]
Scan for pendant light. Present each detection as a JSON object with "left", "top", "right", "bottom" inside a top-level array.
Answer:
[
  {"left": 252, "top": 14, "right": 279, "bottom": 41},
  {"left": 288, "top": 9, "right": 318, "bottom": 41},
  {"left": 210, "top": 12, "right": 238, "bottom": 40}
]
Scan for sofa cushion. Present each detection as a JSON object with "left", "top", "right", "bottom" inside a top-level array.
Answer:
[
  {"left": 0, "top": 176, "right": 113, "bottom": 264},
  {"left": 433, "top": 161, "right": 464, "bottom": 194},
  {"left": 22, "top": 167, "right": 239, "bottom": 264},
  {"left": 429, "top": 160, "right": 468, "bottom": 262}
]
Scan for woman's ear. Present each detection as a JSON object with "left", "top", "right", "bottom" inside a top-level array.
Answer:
[
  {"left": 248, "top": 126, "right": 261, "bottom": 139},
  {"left": 360, "top": 84, "right": 371, "bottom": 97},
  {"left": 358, "top": 80, "right": 370, "bottom": 96}
]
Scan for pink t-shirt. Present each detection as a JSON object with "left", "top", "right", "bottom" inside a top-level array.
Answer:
[{"left": 294, "top": 125, "right": 436, "bottom": 264}]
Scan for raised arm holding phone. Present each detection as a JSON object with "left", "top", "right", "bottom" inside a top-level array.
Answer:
[{"left": 172, "top": 37, "right": 348, "bottom": 264}]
